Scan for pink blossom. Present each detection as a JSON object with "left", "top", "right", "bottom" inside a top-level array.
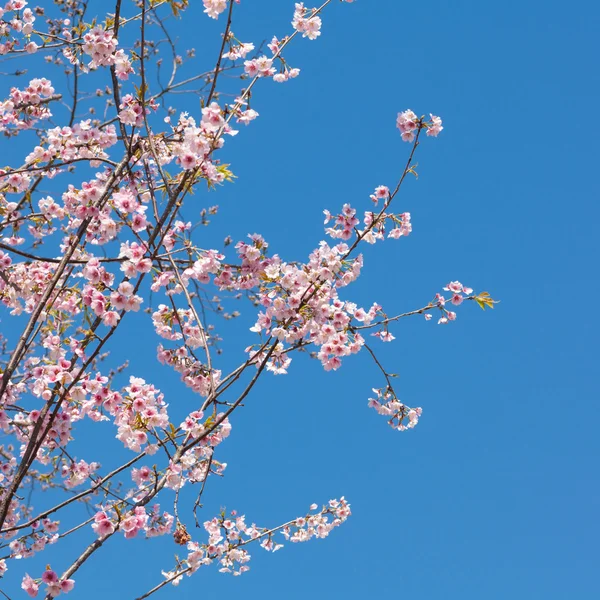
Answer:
[
  {"left": 92, "top": 512, "right": 115, "bottom": 538},
  {"left": 41, "top": 570, "right": 59, "bottom": 584},
  {"left": 450, "top": 293, "right": 464, "bottom": 306},
  {"left": 203, "top": 0, "right": 227, "bottom": 19},
  {"left": 427, "top": 114, "right": 443, "bottom": 137},
  {"left": 102, "top": 311, "right": 120, "bottom": 327},
  {"left": 60, "top": 579, "right": 75, "bottom": 593},
  {"left": 444, "top": 281, "right": 464, "bottom": 294},
  {"left": 396, "top": 109, "right": 419, "bottom": 142},
  {"left": 21, "top": 574, "right": 39, "bottom": 597}
]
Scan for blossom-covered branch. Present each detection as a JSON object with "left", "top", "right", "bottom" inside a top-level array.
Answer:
[{"left": 0, "top": 0, "right": 494, "bottom": 597}]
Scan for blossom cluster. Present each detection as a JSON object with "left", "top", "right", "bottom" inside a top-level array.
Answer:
[
  {"left": 368, "top": 388, "right": 422, "bottom": 431},
  {"left": 0, "top": 78, "right": 55, "bottom": 134},
  {"left": 118, "top": 93, "right": 158, "bottom": 127},
  {"left": 165, "top": 416, "right": 230, "bottom": 489},
  {"left": 222, "top": 34, "right": 254, "bottom": 60},
  {"left": 0, "top": 257, "right": 56, "bottom": 314},
  {"left": 82, "top": 280, "right": 143, "bottom": 327},
  {"left": 162, "top": 499, "right": 351, "bottom": 582},
  {"left": 61, "top": 459, "right": 100, "bottom": 488},
  {"left": 112, "top": 376, "right": 170, "bottom": 452},
  {"left": 226, "top": 33, "right": 301, "bottom": 82},
  {"left": 397, "top": 110, "right": 444, "bottom": 142},
  {"left": 243, "top": 238, "right": 373, "bottom": 372},
  {"left": 203, "top": 0, "right": 228, "bottom": 20},
  {"left": 443, "top": 280, "right": 474, "bottom": 305},
  {"left": 432, "top": 281, "right": 474, "bottom": 324},
  {"left": 78, "top": 26, "right": 134, "bottom": 79},
  {"left": 267, "top": 37, "right": 300, "bottom": 83},
  {"left": 244, "top": 55, "right": 276, "bottom": 78},
  {"left": 9, "top": 518, "right": 59, "bottom": 561},
  {"left": 92, "top": 503, "right": 174, "bottom": 540},
  {"left": 21, "top": 568, "right": 74, "bottom": 598},
  {"left": 282, "top": 498, "right": 351, "bottom": 543},
  {"left": 0, "top": 1, "right": 36, "bottom": 54},
  {"left": 168, "top": 106, "right": 236, "bottom": 181},
  {"left": 26, "top": 120, "right": 119, "bottom": 167},
  {"left": 292, "top": 3, "right": 323, "bottom": 40},
  {"left": 323, "top": 200, "right": 412, "bottom": 243}
]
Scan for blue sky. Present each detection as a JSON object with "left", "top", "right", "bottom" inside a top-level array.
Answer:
[{"left": 2, "top": 0, "right": 599, "bottom": 598}]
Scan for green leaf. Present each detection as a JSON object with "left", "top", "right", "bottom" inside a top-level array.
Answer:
[{"left": 474, "top": 291, "right": 496, "bottom": 310}]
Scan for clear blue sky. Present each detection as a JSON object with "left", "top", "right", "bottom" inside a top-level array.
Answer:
[{"left": 2, "top": 0, "right": 599, "bottom": 598}]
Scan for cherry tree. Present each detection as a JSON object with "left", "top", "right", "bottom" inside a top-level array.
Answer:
[{"left": 0, "top": 0, "right": 495, "bottom": 597}]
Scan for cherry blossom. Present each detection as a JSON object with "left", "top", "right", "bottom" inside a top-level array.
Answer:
[
  {"left": 292, "top": 3, "right": 323, "bottom": 40},
  {"left": 204, "top": 0, "right": 228, "bottom": 20},
  {"left": 0, "top": 1, "right": 494, "bottom": 597},
  {"left": 21, "top": 568, "right": 74, "bottom": 598}
]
